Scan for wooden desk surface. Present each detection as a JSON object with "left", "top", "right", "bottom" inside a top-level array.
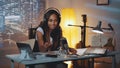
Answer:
[{"left": 6, "top": 50, "right": 120, "bottom": 65}]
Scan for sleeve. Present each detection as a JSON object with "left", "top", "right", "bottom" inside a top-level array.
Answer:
[{"left": 36, "top": 27, "right": 44, "bottom": 35}]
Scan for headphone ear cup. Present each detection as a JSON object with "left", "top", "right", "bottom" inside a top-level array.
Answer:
[
  {"left": 58, "top": 16, "right": 61, "bottom": 24},
  {"left": 43, "top": 17, "right": 46, "bottom": 22},
  {"left": 43, "top": 13, "right": 47, "bottom": 22}
]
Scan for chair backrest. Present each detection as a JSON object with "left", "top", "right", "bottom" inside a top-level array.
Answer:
[{"left": 28, "top": 28, "right": 37, "bottom": 39}]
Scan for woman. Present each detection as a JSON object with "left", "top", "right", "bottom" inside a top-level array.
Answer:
[{"left": 33, "top": 7, "right": 77, "bottom": 68}]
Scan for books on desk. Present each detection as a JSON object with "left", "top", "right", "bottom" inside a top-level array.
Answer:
[{"left": 77, "top": 48, "right": 107, "bottom": 55}]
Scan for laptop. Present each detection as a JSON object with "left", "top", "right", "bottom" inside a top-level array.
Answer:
[
  {"left": 17, "top": 43, "right": 32, "bottom": 53},
  {"left": 16, "top": 42, "right": 35, "bottom": 60}
]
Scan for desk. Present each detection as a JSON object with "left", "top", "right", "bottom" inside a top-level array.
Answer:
[{"left": 6, "top": 50, "right": 119, "bottom": 68}]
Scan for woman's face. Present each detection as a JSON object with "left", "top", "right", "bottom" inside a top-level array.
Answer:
[{"left": 48, "top": 14, "right": 58, "bottom": 30}]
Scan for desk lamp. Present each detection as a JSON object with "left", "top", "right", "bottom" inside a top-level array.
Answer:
[
  {"left": 68, "top": 14, "right": 114, "bottom": 48},
  {"left": 92, "top": 21, "right": 114, "bottom": 34}
]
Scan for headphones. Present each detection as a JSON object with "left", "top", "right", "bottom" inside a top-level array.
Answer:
[{"left": 43, "top": 7, "right": 61, "bottom": 24}]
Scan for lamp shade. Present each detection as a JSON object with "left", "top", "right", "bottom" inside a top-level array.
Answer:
[{"left": 92, "top": 21, "right": 104, "bottom": 34}]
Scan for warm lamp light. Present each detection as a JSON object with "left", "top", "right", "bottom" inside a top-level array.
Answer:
[{"left": 60, "top": 8, "right": 79, "bottom": 48}]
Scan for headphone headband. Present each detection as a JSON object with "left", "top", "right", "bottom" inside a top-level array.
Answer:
[{"left": 44, "top": 7, "right": 60, "bottom": 15}]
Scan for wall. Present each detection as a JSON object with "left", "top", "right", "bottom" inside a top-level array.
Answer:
[
  {"left": 0, "top": 0, "right": 45, "bottom": 68},
  {"left": 46, "top": 0, "right": 120, "bottom": 63}
]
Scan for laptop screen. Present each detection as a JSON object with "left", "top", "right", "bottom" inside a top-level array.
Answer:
[
  {"left": 16, "top": 42, "right": 33, "bottom": 54},
  {"left": 16, "top": 42, "right": 36, "bottom": 60}
]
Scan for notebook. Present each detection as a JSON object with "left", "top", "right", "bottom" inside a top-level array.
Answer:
[{"left": 84, "top": 48, "right": 107, "bottom": 55}]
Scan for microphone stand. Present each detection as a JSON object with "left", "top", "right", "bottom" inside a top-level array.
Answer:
[{"left": 68, "top": 14, "right": 89, "bottom": 48}]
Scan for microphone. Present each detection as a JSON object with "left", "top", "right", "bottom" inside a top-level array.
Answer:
[
  {"left": 60, "top": 37, "right": 69, "bottom": 54},
  {"left": 82, "top": 14, "right": 87, "bottom": 23}
]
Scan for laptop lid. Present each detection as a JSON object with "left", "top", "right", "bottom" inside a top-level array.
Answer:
[
  {"left": 16, "top": 42, "right": 36, "bottom": 60},
  {"left": 16, "top": 42, "right": 33, "bottom": 54}
]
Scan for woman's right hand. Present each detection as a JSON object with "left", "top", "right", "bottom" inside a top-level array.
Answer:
[{"left": 44, "top": 42, "right": 52, "bottom": 49}]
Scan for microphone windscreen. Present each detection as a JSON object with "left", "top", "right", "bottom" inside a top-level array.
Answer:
[{"left": 60, "top": 37, "right": 69, "bottom": 50}]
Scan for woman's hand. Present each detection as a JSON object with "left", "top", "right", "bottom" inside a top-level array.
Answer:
[
  {"left": 44, "top": 42, "right": 52, "bottom": 50},
  {"left": 69, "top": 48, "right": 77, "bottom": 54}
]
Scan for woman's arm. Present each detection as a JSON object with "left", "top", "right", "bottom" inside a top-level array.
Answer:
[{"left": 36, "top": 31, "right": 51, "bottom": 52}]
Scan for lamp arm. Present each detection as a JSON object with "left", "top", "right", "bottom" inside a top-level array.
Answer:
[
  {"left": 102, "top": 23, "right": 114, "bottom": 31},
  {"left": 68, "top": 24, "right": 83, "bottom": 27},
  {"left": 68, "top": 24, "right": 113, "bottom": 31},
  {"left": 85, "top": 26, "right": 94, "bottom": 28},
  {"left": 68, "top": 24, "right": 94, "bottom": 28},
  {"left": 102, "top": 28, "right": 114, "bottom": 31}
]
